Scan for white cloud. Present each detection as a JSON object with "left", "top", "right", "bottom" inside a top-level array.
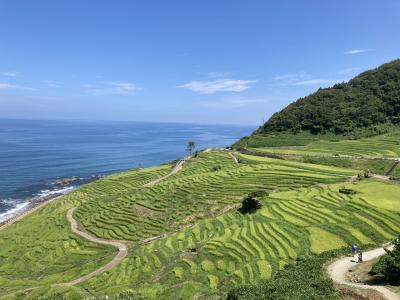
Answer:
[
  {"left": 345, "top": 49, "right": 373, "bottom": 55},
  {"left": 292, "top": 79, "right": 339, "bottom": 86},
  {"left": 179, "top": 78, "right": 256, "bottom": 94},
  {"left": 82, "top": 82, "right": 141, "bottom": 95},
  {"left": 0, "top": 71, "right": 18, "bottom": 77},
  {"left": 0, "top": 83, "right": 34, "bottom": 90}
]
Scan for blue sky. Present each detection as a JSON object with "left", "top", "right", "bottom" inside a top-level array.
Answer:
[{"left": 0, "top": 1, "right": 399, "bottom": 125}]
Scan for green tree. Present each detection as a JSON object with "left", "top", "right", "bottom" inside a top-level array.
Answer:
[{"left": 186, "top": 141, "right": 196, "bottom": 155}]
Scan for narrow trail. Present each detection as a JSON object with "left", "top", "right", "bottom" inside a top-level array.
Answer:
[
  {"left": 60, "top": 156, "right": 190, "bottom": 286},
  {"left": 327, "top": 245, "right": 399, "bottom": 300},
  {"left": 0, "top": 156, "right": 190, "bottom": 298},
  {"left": 228, "top": 152, "right": 239, "bottom": 165},
  {"left": 144, "top": 157, "right": 187, "bottom": 187},
  {"left": 60, "top": 207, "right": 128, "bottom": 286}
]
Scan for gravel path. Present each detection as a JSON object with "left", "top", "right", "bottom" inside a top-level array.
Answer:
[{"left": 327, "top": 245, "right": 399, "bottom": 300}]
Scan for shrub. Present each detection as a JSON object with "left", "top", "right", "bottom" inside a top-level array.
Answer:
[
  {"left": 371, "top": 235, "right": 400, "bottom": 283},
  {"left": 212, "top": 165, "right": 222, "bottom": 172},
  {"left": 238, "top": 196, "right": 262, "bottom": 214},
  {"left": 338, "top": 188, "right": 357, "bottom": 195},
  {"left": 227, "top": 252, "right": 341, "bottom": 300}
]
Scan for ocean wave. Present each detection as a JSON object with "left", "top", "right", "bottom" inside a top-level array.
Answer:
[
  {"left": 0, "top": 201, "right": 30, "bottom": 222},
  {"left": 0, "top": 186, "right": 77, "bottom": 223},
  {"left": 36, "top": 186, "right": 76, "bottom": 197}
]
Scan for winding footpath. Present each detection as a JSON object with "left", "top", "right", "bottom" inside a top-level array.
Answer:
[
  {"left": 61, "top": 157, "right": 190, "bottom": 286},
  {"left": 61, "top": 208, "right": 128, "bottom": 286},
  {"left": 327, "top": 245, "right": 399, "bottom": 300},
  {"left": 143, "top": 157, "right": 187, "bottom": 187}
]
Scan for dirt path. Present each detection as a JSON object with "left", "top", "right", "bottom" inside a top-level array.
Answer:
[
  {"left": 61, "top": 156, "right": 190, "bottom": 286},
  {"left": 60, "top": 207, "right": 128, "bottom": 286},
  {"left": 327, "top": 245, "right": 399, "bottom": 300},
  {"left": 144, "top": 157, "right": 187, "bottom": 187},
  {"left": 228, "top": 152, "right": 239, "bottom": 165}
]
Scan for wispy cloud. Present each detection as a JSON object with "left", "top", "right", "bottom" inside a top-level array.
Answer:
[
  {"left": 0, "top": 83, "right": 34, "bottom": 90},
  {"left": 274, "top": 72, "right": 343, "bottom": 86},
  {"left": 203, "top": 97, "right": 268, "bottom": 108},
  {"left": 336, "top": 67, "right": 358, "bottom": 75},
  {"left": 44, "top": 80, "right": 61, "bottom": 88},
  {"left": 179, "top": 78, "right": 256, "bottom": 94},
  {"left": 345, "top": 48, "right": 373, "bottom": 55},
  {"left": 82, "top": 82, "right": 141, "bottom": 96},
  {"left": 293, "top": 79, "right": 339, "bottom": 86},
  {"left": 274, "top": 72, "right": 307, "bottom": 83},
  {"left": 0, "top": 71, "right": 18, "bottom": 77}
]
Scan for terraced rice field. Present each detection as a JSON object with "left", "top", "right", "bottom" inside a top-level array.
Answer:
[
  {"left": 1, "top": 150, "right": 399, "bottom": 299},
  {"left": 250, "top": 130, "right": 400, "bottom": 158},
  {"left": 74, "top": 151, "right": 355, "bottom": 242},
  {"left": 80, "top": 178, "right": 400, "bottom": 299},
  {"left": 0, "top": 165, "right": 171, "bottom": 297}
]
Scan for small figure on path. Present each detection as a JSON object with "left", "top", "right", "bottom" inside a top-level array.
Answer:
[
  {"left": 351, "top": 243, "right": 358, "bottom": 255},
  {"left": 358, "top": 252, "right": 363, "bottom": 263}
]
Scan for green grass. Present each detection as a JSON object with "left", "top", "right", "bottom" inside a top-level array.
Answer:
[{"left": 1, "top": 149, "right": 399, "bottom": 299}]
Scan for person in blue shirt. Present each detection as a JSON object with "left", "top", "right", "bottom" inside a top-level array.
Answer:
[{"left": 351, "top": 244, "right": 358, "bottom": 255}]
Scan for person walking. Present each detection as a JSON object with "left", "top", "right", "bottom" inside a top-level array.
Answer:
[
  {"left": 358, "top": 252, "right": 363, "bottom": 263},
  {"left": 351, "top": 244, "right": 358, "bottom": 255}
]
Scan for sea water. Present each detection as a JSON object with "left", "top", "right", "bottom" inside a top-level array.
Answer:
[{"left": 0, "top": 119, "right": 254, "bottom": 221}]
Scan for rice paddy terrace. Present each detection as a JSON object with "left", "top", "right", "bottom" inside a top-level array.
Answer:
[
  {"left": 248, "top": 130, "right": 400, "bottom": 159},
  {"left": 1, "top": 140, "right": 400, "bottom": 299}
]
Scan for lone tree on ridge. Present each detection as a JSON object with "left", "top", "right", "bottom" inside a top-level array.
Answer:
[{"left": 186, "top": 141, "right": 196, "bottom": 156}]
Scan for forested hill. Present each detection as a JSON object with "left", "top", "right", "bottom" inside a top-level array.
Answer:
[{"left": 259, "top": 59, "right": 400, "bottom": 135}]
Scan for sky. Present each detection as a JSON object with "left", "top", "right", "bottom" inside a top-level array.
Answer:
[{"left": 0, "top": 1, "right": 399, "bottom": 126}]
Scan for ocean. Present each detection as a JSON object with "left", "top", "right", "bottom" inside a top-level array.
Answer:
[{"left": 0, "top": 119, "right": 254, "bottom": 222}]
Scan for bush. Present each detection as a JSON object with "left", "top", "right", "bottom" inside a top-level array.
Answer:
[
  {"left": 371, "top": 235, "right": 400, "bottom": 283},
  {"left": 338, "top": 188, "right": 357, "bottom": 195},
  {"left": 238, "top": 196, "right": 262, "bottom": 214},
  {"left": 227, "top": 252, "right": 342, "bottom": 300},
  {"left": 212, "top": 165, "right": 222, "bottom": 172}
]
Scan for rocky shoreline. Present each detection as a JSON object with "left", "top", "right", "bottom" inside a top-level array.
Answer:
[{"left": 0, "top": 174, "right": 105, "bottom": 228}]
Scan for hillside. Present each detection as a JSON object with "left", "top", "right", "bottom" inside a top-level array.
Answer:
[
  {"left": 235, "top": 59, "right": 400, "bottom": 149},
  {"left": 0, "top": 142, "right": 399, "bottom": 299}
]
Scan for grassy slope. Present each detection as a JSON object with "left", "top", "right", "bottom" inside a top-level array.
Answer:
[
  {"left": 0, "top": 165, "right": 172, "bottom": 298},
  {"left": 1, "top": 132, "right": 399, "bottom": 299},
  {"left": 247, "top": 130, "right": 400, "bottom": 158},
  {"left": 237, "top": 130, "right": 400, "bottom": 177}
]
